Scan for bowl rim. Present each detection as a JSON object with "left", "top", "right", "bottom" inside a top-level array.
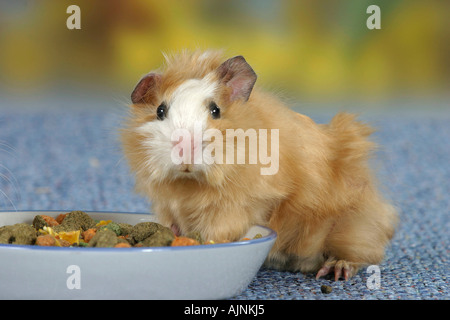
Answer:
[{"left": 0, "top": 210, "right": 277, "bottom": 253}]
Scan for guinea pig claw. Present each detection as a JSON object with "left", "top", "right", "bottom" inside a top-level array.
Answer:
[
  {"left": 343, "top": 268, "right": 351, "bottom": 281},
  {"left": 335, "top": 260, "right": 353, "bottom": 281},
  {"left": 315, "top": 266, "right": 331, "bottom": 280},
  {"left": 316, "top": 259, "right": 354, "bottom": 281},
  {"left": 334, "top": 267, "right": 343, "bottom": 281}
]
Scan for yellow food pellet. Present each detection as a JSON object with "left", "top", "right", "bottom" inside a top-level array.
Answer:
[
  {"left": 96, "top": 220, "right": 112, "bottom": 227},
  {"left": 57, "top": 230, "right": 81, "bottom": 245},
  {"left": 39, "top": 227, "right": 81, "bottom": 245}
]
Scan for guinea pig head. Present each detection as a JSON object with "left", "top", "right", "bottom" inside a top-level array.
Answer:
[{"left": 123, "top": 52, "right": 257, "bottom": 188}]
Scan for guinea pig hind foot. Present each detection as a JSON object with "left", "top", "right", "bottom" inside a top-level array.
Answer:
[{"left": 315, "top": 257, "right": 361, "bottom": 281}]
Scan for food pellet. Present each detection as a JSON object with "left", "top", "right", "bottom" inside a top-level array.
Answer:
[
  {"left": 82, "top": 228, "right": 97, "bottom": 243},
  {"left": 171, "top": 236, "right": 200, "bottom": 247},
  {"left": 114, "top": 242, "right": 131, "bottom": 248},
  {"left": 56, "top": 213, "right": 67, "bottom": 224},
  {"left": 36, "top": 234, "right": 56, "bottom": 246},
  {"left": 40, "top": 215, "right": 59, "bottom": 227}
]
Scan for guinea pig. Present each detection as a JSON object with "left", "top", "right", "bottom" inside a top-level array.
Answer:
[{"left": 120, "top": 49, "right": 398, "bottom": 280}]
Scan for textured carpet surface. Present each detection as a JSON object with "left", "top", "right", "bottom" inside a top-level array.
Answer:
[{"left": 0, "top": 107, "right": 448, "bottom": 300}]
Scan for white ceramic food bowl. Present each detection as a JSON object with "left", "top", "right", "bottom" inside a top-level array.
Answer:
[{"left": 0, "top": 211, "right": 276, "bottom": 300}]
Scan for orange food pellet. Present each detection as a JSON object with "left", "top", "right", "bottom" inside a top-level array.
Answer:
[
  {"left": 55, "top": 213, "right": 68, "bottom": 224},
  {"left": 114, "top": 242, "right": 131, "bottom": 248},
  {"left": 82, "top": 228, "right": 97, "bottom": 243},
  {"left": 36, "top": 235, "right": 56, "bottom": 246},
  {"left": 171, "top": 236, "right": 200, "bottom": 247},
  {"left": 41, "top": 215, "right": 59, "bottom": 227}
]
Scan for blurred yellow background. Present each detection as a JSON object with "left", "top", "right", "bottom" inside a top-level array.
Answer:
[{"left": 0, "top": 0, "right": 448, "bottom": 111}]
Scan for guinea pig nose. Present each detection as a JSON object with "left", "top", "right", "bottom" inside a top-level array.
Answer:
[
  {"left": 172, "top": 134, "right": 194, "bottom": 148},
  {"left": 172, "top": 132, "right": 197, "bottom": 164},
  {"left": 172, "top": 136, "right": 183, "bottom": 146}
]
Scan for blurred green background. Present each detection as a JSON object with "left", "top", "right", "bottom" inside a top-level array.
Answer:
[{"left": 0, "top": 0, "right": 448, "bottom": 112}]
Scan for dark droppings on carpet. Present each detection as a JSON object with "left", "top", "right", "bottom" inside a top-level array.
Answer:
[{"left": 321, "top": 284, "right": 333, "bottom": 294}]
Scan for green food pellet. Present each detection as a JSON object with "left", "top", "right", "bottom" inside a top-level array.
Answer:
[
  {"left": 131, "top": 222, "right": 162, "bottom": 242},
  {"left": 101, "top": 222, "right": 122, "bottom": 236},
  {"left": 140, "top": 227, "right": 175, "bottom": 247},
  {"left": 88, "top": 229, "right": 118, "bottom": 248},
  {"left": 0, "top": 223, "right": 37, "bottom": 245},
  {"left": 53, "top": 210, "right": 96, "bottom": 233},
  {"left": 186, "top": 231, "right": 203, "bottom": 244}
]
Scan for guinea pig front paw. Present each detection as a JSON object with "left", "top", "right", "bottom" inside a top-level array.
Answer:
[
  {"left": 170, "top": 224, "right": 181, "bottom": 237},
  {"left": 315, "top": 258, "right": 359, "bottom": 281}
]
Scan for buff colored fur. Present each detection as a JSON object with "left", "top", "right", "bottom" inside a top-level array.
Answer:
[{"left": 121, "top": 50, "right": 398, "bottom": 279}]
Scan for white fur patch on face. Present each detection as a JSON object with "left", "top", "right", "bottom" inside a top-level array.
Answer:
[
  {"left": 136, "top": 73, "right": 218, "bottom": 181},
  {"left": 169, "top": 73, "right": 217, "bottom": 130}
]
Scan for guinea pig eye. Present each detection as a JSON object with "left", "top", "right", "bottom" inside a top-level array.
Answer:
[
  {"left": 209, "top": 102, "right": 220, "bottom": 119},
  {"left": 156, "top": 103, "right": 167, "bottom": 120}
]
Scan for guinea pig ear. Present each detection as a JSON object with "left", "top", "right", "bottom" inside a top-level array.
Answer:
[
  {"left": 131, "top": 72, "right": 162, "bottom": 105},
  {"left": 217, "top": 56, "right": 257, "bottom": 102}
]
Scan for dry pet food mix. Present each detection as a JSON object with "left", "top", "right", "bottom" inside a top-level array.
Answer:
[{"left": 0, "top": 211, "right": 261, "bottom": 248}]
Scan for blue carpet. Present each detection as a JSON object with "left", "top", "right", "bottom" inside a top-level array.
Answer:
[{"left": 0, "top": 107, "right": 448, "bottom": 300}]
